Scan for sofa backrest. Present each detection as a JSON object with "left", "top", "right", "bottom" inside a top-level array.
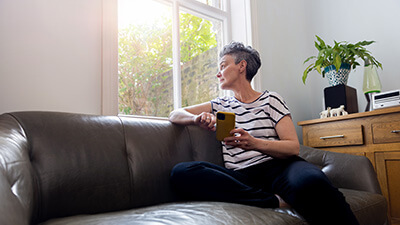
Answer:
[
  {"left": 0, "top": 112, "right": 223, "bottom": 224},
  {"left": 119, "top": 117, "right": 223, "bottom": 208},
  {"left": 7, "top": 112, "right": 132, "bottom": 223}
]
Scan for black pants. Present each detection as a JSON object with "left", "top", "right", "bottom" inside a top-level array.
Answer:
[{"left": 170, "top": 157, "right": 359, "bottom": 225}]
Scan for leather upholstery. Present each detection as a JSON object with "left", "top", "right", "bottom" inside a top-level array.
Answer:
[
  {"left": 341, "top": 189, "right": 387, "bottom": 225},
  {"left": 0, "top": 112, "right": 387, "bottom": 225},
  {"left": 8, "top": 112, "right": 132, "bottom": 223},
  {"left": 40, "top": 202, "right": 307, "bottom": 225},
  {"left": 121, "top": 117, "right": 193, "bottom": 208},
  {"left": 299, "top": 145, "right": 382, "bottom": 194},
  {"left": 0, "top": 114, "right": 33, "bottom": 225},
  {"left": 40, "top": 190, "right": 387, "bottom": 225}
]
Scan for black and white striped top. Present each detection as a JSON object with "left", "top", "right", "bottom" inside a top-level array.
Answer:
[{"left": 210, "top": 90, "right": 291, "bottom": 170}]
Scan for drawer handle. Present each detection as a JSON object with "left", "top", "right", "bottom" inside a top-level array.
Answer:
[
  {"left": 320, "top": 135, "right": 345, "bottom": 140},
  {"left": 391, "top": 130, "right": 400, "bottom": 133}
]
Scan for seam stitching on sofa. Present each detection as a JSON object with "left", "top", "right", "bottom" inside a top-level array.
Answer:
[
  {"left": 118, "top": 116, "right": 135, "bottom": 206},
  {"left": 352, "top": 198, "right": 387, "bottom": 213},
  {"left": 184, "top": 126, "right": 195, "bottom": 161}
]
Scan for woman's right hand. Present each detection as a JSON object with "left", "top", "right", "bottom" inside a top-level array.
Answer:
[
  {"left": 194, "top": 112, "right": 216, "bottom": 131},
  {"left": 169, "top": 102, "right": 215, "bottom": 131}
]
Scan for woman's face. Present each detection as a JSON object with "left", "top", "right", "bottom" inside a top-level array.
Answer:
[{"left": 216, "top": 54, "right": 241, "bottom": 90}]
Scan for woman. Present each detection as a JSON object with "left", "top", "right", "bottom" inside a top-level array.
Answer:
[{"left": 169, "top": 42, "right": 359, "bottom": 225}]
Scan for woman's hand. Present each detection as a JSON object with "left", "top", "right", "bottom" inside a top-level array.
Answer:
[
  {"left": 169, "top": 102, "right": 215, "bottom": 132},
  {"left": 223, "top": 128, "right": 258, "bottom": 150},
  {"left": 194, "top": 112, "right": 216, "bottom": 131},
  {"left": 223, "top": 116, "right": 300, "bottom": 159}
]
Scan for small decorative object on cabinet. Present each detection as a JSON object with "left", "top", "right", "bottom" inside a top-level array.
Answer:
[
  {"left": 298, "top": 106, "right": 400, "bottom": 225},
  {"left": 324, "top": 84, "right": 358, "bottom": 113},
  {"left": 363, "top": 59, "right": 382, "bottom": 111}
]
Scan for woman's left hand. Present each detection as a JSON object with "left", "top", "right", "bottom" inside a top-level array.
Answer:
[
  {"left": 222, "top": 116, "right": 299, "bottom": 158},
  {"left": 223, "top": 128, "right": 258, "bottom": 150}
]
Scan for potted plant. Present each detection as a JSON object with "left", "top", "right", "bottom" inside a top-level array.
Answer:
[{"left": 302, "top": 35, "right": 382, "bottom": 86}]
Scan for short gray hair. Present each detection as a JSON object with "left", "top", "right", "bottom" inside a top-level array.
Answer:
[{"left": 219, "top": 42, "right": 261, "bottom": 81}]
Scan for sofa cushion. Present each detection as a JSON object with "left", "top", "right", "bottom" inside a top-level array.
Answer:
[
  {"left": 40, "top": 202, "right": 306, "bottom": 225},
  {"left": 9, "top": 112, "right": 132, "bottom": 223},
  {"left": 341, "top": 189, "right": 387, "bottom": 225},
  {"left": 39, "top": 188, "right": 385, "bottom": 225},
  {"left": 120, "top": 117, "right": 193, "bottom": 208},
  {"left": 185, "top": 125, "right": 223, "bottom": 165},
  {"left": 119, "top": 119, "right": 224, "bottom": 209}
]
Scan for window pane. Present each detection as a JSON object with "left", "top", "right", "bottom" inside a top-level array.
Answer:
[
  {"left": 180, "top": 11, "right": 223, "bottom": 107},
  {"left": 118, "top": 0, "right": 173, "bottom": 117},
  {"left": 194, "top": 0, "right": 223, "bottom": 10}
]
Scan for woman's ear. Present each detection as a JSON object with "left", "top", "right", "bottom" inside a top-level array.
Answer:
[{"left": 238, "top": 60, "right": 247, "bottom": 73}]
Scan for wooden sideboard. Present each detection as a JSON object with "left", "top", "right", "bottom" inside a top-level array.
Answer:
[{"left": 298, "top": 106, "right": 400, "bottom": 225}]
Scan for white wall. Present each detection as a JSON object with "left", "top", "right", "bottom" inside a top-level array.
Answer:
[
  {"left": 0, "top": 0, "right": 102, "bottom": 115},
  {"left": 255, "top": 0, "right": 400, "bottom": 142}
]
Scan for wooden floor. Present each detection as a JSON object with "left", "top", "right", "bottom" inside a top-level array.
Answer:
[{"left": 392, "top": 219, "right": 400, "bottom": 225}]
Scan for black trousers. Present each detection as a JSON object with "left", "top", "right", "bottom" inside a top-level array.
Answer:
[{"left": 170, "top": 157, "right": 359, "bottom": 225}]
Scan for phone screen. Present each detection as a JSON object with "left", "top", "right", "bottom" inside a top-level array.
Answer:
[{"left": 216, "top": 112, "right": 235, "bottom": 141}]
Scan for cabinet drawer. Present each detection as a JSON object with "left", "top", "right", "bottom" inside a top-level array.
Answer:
[
  {"left": 306, "top": 125, "right": 364, "bottom": 148},
  {"left": 372, "top": 121, "right": 400, "bottom": 144}
]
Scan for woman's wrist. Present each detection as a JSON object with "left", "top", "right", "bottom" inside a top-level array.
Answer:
[
  {"left": 192, "top": 114, "right": 199, "bottom": 125},
  {"left": 253, "top": 138, "right": 268, "bottom": 152}
]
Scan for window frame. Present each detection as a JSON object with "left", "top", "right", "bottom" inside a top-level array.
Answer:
[{"left": 101, "top": 0, "right": 258, "bottom": 116}]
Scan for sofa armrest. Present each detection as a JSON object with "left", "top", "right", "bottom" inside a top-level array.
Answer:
[
  {"left": 0, "top": 114, "right": 33, "bottom": 225},
  {"left": 299, "top": 145, "right": 382, "bottom": 194},
  {"left": 0, "top": 170, "right": 28, "bottom": 225}
]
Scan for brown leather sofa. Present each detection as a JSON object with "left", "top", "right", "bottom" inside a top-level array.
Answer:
[{"left": 0, "top": 111, "right": 387, "bottom": 225}]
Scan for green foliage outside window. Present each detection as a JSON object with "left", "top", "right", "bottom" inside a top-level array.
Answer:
[{"left": 118, "top": 12, "right": 219, "bottom": 117}]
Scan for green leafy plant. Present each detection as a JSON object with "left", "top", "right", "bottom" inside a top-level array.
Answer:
[{"left": 302, "top": 35, "right": 382, "bottom": 84}]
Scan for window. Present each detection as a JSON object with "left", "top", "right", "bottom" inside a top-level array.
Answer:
[
  {"left": 101, "top": 0, "right": 256, "bottom": 116},
  {"left": 194, "top": 0, "right": 223, "bottom": 9},
  {"left": 118, "top": 0, "right": 227, "bottom": 117},
  {"left": 118, "top": 0, "right": 174, "bottom": 116}
]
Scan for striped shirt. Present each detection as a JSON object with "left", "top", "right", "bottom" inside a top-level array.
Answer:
[{"left": 210, "top": 90, "right": 290, "bottom": 170}]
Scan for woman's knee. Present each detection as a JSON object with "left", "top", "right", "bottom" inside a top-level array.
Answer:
[
  {"left": 170, "top": 161, "right": 211, "bottom": 185},
  {"left": 171, "top": 162, "right": 194, "bottom": 181},
  {"left": 171, "top": 162, "right": 191, "bottom": 176},
  {"left": 298, "top": 167, "right": 330, "bottom": 188},
  {"left": 172, "top": 161, "right": 207, "bottom": 174},
  {"left": 277, "top": 161, "right": 333, "bottom": 195}
]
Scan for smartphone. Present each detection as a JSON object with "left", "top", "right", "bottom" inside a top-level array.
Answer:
[{"left": 216, "top": 112, "right": 236, "bottom": 141}]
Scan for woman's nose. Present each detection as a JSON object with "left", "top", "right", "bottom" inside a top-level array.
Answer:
[{"left": 216, "top": 71, "right": 221, "bottom": 78}]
